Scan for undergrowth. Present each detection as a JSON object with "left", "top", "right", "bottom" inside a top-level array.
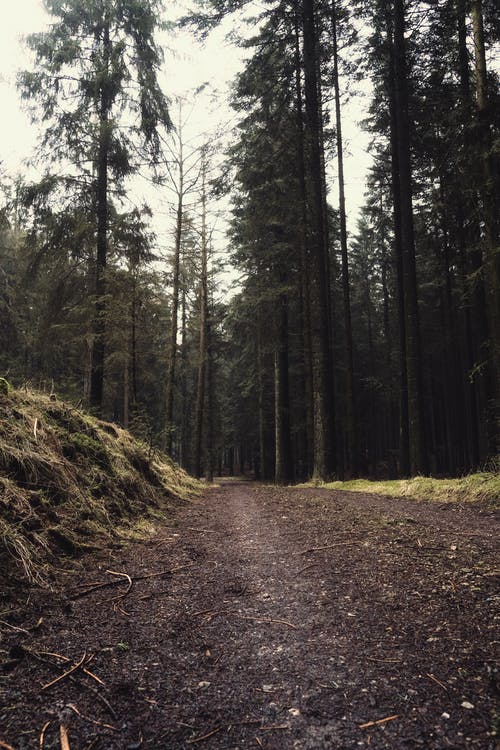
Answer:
[{"left": 0, "top": 387, "right": 203, "bottom": 586}]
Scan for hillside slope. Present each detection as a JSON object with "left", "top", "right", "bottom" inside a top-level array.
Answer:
[{"left": 0, "top": 384, "right": 202, "bottom": 586}]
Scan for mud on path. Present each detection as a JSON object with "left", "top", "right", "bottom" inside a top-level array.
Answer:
[{"left": 1, "top": 481, "right": 499, "bottom": 749}]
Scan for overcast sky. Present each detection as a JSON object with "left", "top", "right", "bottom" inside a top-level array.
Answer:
[{"left": 0, "top": 0, "right": 372, "bottom": 283}]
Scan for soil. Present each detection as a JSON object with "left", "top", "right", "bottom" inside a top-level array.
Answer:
[{"left": 1, "top": 479, "right": 499, "bottom": 749}]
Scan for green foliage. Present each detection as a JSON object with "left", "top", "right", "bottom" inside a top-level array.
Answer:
[
  {"left": 0, "top": 378, "right": 11, "bottom": 396},
  {"left": 68, "top": 432, "right": 111, "bottom": 470}
]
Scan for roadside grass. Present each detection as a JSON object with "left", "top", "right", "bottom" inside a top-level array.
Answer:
[
  {"left": 0, "top": 385, "right": 203, "bottom": 585},
  {"left": 300, "top": 473, "right": 499, "bottom": 508}
]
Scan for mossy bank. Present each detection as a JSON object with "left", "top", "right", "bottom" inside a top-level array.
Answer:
[{"left": 0, "top": 386, "right": 203, "bottom": 586}]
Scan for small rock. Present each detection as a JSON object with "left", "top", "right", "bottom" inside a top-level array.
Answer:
[
  {"left": 198, "top": 681, "right": 211, "bottom": 688},
  {"left": 289, "top": 708, "right": 301, "bottom": 716},
  {"left": 441, "top": 712, "right": 450, "bottom": 719},
  {"left": 461, "top": 701, "right": 474, "bottom": 710},
  {"left": 262, "top": 684, "right": 274, "bottom": 692}
]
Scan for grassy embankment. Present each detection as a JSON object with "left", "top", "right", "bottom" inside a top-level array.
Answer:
[
  {"left": 0, "top": 381, "right": 203, "bottom": 585},
  {"left": 308, "top": 473, "right": 499, "bottom": 507}
]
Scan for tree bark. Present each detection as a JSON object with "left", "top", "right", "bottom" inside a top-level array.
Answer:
[
  {"left": 393, "top": 0, "right": 427, "bottom": 475},
  {"left": 302, "top": 0, "right": 335, "bottom": 480},
  {"left": 293, "top": 6, "right": 314, "bottom": 478},
  {"left": 90, "top": 15, "right": 111, "bottom": 414},
  {"left": 193, "top": 152, "right": 209, "bottom": 478},
  {"left": 274, "top": 292, "right": 293, "bottom": 484},
  {"left": 164, "top": 113, "right": 184, "bottom": 455},
  {"left": 331, "top": 0, "right": 357, "bottom": 478},
  {"left": 471, "top": 0, "right": 500, "bottom": 455}
]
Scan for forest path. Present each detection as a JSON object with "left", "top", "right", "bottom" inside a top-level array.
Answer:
[{"left": 1, "top": 481, "right": 499, "bottom": 749}]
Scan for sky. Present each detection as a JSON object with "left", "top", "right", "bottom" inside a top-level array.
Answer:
[{"left": 0, "top": 0, "right": 372, "bottom": 289}]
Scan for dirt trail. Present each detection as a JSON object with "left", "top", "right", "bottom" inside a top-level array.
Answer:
[{"left": 1, "top": 480, "right": 499, "bottom": 749}]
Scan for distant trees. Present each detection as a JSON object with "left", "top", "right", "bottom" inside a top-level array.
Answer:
[
  {"left": 18, "top": 0, "right": 171, "bottom": 414},
  {"left": 187, "top": 0, "right": 499, "bottom": 479},
  {"left": 1, "top": 0, "right": 498, "bottom": 480}
]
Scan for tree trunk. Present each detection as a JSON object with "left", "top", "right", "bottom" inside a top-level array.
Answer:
[
  {"left": 274, "top": 292, "right": 293, "bottom": 484},
  {"left": 385, "top": 4, "right": 410, "bottom": 476},
  {"left": 193, "top": 152, "right": 209, "bottom": 478},
  {"left": 393, "top": 0, "right": 427, "bottom": 475},
  {"left": 90, "top": 16, "right": 111, "bottom": 414},
  {"left": 302, "top": 0, "right": 335, "bottom": 480},
  {"left": 331, "top": 0, "right": 357, "bottom": 478},
  {"left": 293, "top": 6, "right": 314, "bottom": 478},
  {"left": 204, "top": 311, "right": 214, "bottom": 482},
  {"left": 165, "top": 160, "right": 183, "bottom": 454},
  {"left": 471, "top": 0, "right": 500, "bottom": 455}
]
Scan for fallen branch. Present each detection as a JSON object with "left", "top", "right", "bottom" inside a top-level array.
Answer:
[
  {"left": 191, "top": 608, "right": 298, "bottom": 629},
  {"left": 0, "top": 742, "right": 16, "bottom": 750},
  {"left": 70, "top": 564, "right": 194, "bottom": 600},
  {"left": 37, "top": 651, "right": 104, "bottom": 686},
  {"left": 39, "top": 721, "right": 50, "bottom": 749},
  {"left": 359, "top": 715, "right": 399, "bottom": 729},
  {"left": 41, "top": 652, "right": 87, "bottom": 691},
  {"left": 0, "top": 619, "right": 31, "bottom": 635},
  {"left": 26, "top": 649, "right": 116, "bottom": 718},
  {"left": 238, "top": 614, "right": 298, "bottom": 630},
  {"left": 67, "top": 703, "right": 118, "bottom": 731},
  {"left": 59, "top": 725, "right": 70, "bottom": 750},
  {"left": 106, "top": 570, "right": 133, "bottom": 603}
]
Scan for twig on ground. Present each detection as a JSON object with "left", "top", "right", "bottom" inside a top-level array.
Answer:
[
  {"left": 366, "top": 657, "right": 402, "bottom": 663},
  {"left": 426, "top": 673, "right": 448, "bottom": 691},
  {"left": 41, "top": 651, "right": 87, "bottom": 691},
  {"left": 255, "top": 737, "right": 263, "bottom": 748},
  {"left": 299, "top": 542, "right": 356, "bottom": 555},
  {"left": 70, "top": 564, "right": 194, "bottom": 600},
  {"left": 261, "top": 724, "right": 289, "bottom": 730},
  {"left": 66, "top": 703, "right": 118, "bottom": 731},
  {"left": 26, "top": 650, "right": 115, "bottom": 718},
  {"left": 190, "top": 608, "right": 298, "bottom": 630},
  {"left": 106, "top": 570, "right": 133, "bottom": 603},
  {"left": 238, "top": 614, "right": 298, "bottom": 630},
  {"left": 39, "top": 721, "right": 50, "bottom": 749},
  {"left": 297, "top": 563, "right": 320, "bottom": 574},
  {"left": 0, "top": 742, "right": 16, "bottom": 750},
  {"left": 59, "top": 725, "right": 70, "bottom": 750},
  {"left": 187, "top": 726, "right": 222, "bottom": 744},
  {"left": 39, "top": 651, "right": 104, "bottom": 686},
  {"left": 187, "top": 527, "right": 218, "bottom": 534},
  {"left": 0, "top": 619, "right": 31, "bottom": 635},
  {"left": 359, "top": 715, "right": 399, "bottom": 729}
]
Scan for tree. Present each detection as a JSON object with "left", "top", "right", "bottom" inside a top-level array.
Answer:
[{"left": 19, "top": 0, "right": 171, "bottom": 414}]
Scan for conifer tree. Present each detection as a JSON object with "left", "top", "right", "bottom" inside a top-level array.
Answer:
[{"left": 19, "top": 0, "right": 171, "bottom": 414}]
